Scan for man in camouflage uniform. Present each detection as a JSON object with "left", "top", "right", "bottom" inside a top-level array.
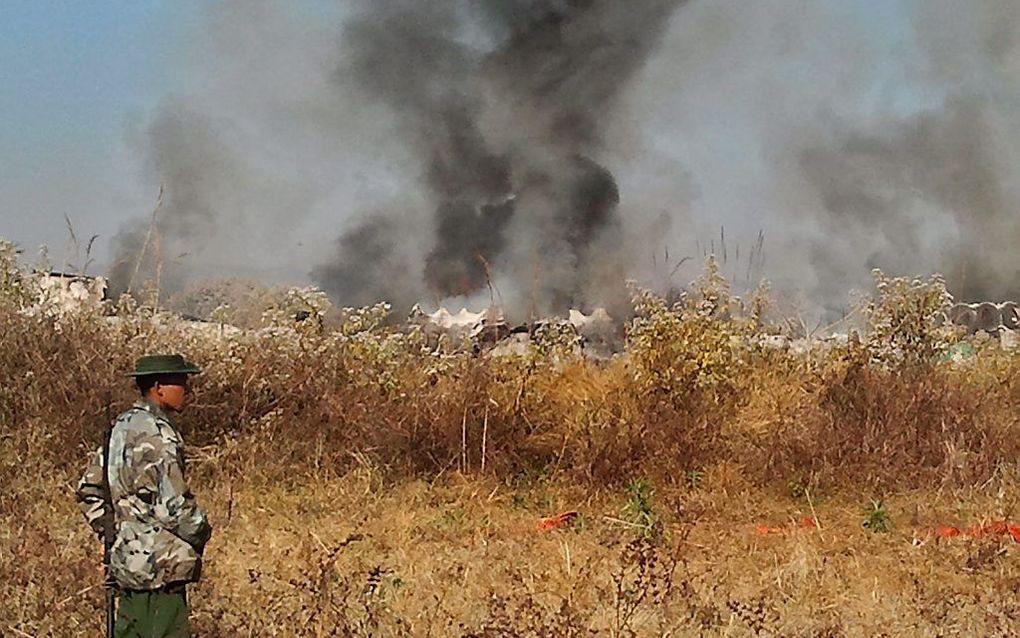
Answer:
[{"left": 77, "top": 354, "right": 212, "bottom": 637}]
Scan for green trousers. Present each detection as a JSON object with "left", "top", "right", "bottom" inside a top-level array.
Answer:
[{"left": 115, "top": 585, "right": 190, "bottom": 638}]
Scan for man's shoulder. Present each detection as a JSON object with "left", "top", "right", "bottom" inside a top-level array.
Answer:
[
  {"left": 114, "top": 406, "right": 158, "bottom": 430},
  {"left": 113, "top": 405, "right": 176, "bottom": 443}
]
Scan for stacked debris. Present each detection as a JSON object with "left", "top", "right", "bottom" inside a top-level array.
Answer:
[
  {"left": 408, "top": 304, "right": 621, "bottom": 358},
  {"left": 948, "top": 302, "right": 1019, "bottom": 334}
]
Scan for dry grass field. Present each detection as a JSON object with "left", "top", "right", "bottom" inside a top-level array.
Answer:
[{"left": 3, "top": 242, "right": 1020, "bottom": 636}]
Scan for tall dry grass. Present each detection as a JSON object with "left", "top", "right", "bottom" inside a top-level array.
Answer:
[{"left": 4, "top": 241, "right": 1020, "bottom": 635}]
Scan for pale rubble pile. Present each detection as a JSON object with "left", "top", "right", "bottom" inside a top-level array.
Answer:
[{"left": 24, "top": 271, "right": 108, "bottom": 319}]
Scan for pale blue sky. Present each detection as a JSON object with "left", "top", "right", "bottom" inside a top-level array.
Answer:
[
  {"left": 0, "top": 0, "right": 199, "bottom": 265},
  {"left": 1, "top": 2, "right": 178, "bottom": 151}
]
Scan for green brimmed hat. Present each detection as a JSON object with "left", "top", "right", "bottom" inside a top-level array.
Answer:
[{"left": 126, "top": 354, "right": 202, "bottom": 377}]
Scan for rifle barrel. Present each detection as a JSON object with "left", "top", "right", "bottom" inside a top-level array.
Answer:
[{"left": 102, "top": 393, "right": 117, "bottom": 637}]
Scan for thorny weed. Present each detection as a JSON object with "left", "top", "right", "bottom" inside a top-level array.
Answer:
[
  {"left": 726, "top": 595, "right": 780, "bottom": 637},
  {"left": 611, "top": 537, "right": 681, "bottom": 635}
]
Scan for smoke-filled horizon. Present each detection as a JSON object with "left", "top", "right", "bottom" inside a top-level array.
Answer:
[{"left": 96, "top": 0, "right": 1019, "bottom": 318}]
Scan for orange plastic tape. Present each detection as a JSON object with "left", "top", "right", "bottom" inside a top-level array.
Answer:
[
  {"left": 538, "top": 511, "right": 580, "bottom": 532},
  {"left": 935, "top": 522, "right": 1020, "bottom": 542},
  {"left": 755, "top": 517, "right": 817, "bottom": 536}
]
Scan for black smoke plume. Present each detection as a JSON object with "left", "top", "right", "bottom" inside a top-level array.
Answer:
[{"left": 317, "top": 0, "right": 685, "bottom": 311}]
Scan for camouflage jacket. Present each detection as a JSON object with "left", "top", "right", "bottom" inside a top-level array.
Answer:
[{"left": 76, "top": 400, "right": 212, "bottom": 590}]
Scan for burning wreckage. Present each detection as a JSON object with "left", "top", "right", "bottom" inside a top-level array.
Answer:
[
  {"left": 407, "top": 304, "right": 622, "bottom": 359},
  {"left": 406, "top": 296, "right": 1020, "bottom": 358},
  {"left": 23, "top": 267, "right": 1020, "bottom": 358}
]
